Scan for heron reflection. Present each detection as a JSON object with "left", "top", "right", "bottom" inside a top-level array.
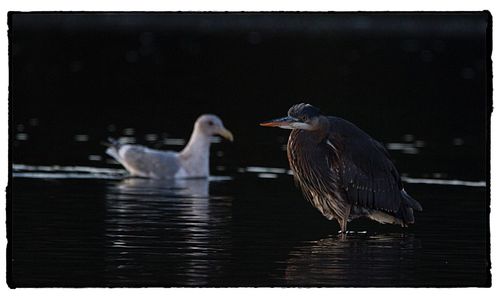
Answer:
[{"left": 284, "top": 233, "right": 421, "bottom": 286}]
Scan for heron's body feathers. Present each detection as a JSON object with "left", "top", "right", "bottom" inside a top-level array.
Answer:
[
  {"left": 326, "top": 116, "right": 405, "bottom": 213},
  {"left": 286, "top": 112, "right": 422, "bottom": 230}
]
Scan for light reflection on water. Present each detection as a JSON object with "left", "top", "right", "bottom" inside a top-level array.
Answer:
[
  {"left": 114, "top": 177, "right": 210, "bottom": 197},
  {"left": 12, "top": 164, "right": 487, "bottom": 188},
  {"left": 15, "top": 133, "right": 29, "bottom": 140},
  {"left": 74, "top": 134, "right": 89, "bottom": 142},
  {"left": 11, "top": 119, "right": 483, "bottom": 185},
  {"left": 163, "top": 138, "right": 186, "bottom": 146},
  {"left": 386, "top": 142, "right": 420, "bottom": 154}
]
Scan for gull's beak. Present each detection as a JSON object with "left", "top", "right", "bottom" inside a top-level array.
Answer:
[
  {"left": 259, "top": 116, "right": 297, "bottom": 129},
  {"left": 218, "top": 127, "right": 234, "bottom": 142}
]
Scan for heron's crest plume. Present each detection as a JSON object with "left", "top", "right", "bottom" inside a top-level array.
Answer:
[{"left": 288, "top": 103, "right": 321, "bottom": 120}]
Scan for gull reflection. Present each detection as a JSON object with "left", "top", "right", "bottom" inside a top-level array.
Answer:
[
  {"left": 116, "top": 177, "right": 209, "bottom": 197},
  {"left": 285, "top": 233, "right": 421, "bottom": 286},
  {"left": 103, "top": 177, "right": 231, "bottom": 286}
]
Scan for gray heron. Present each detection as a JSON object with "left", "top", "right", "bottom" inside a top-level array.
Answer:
[{"left": 260, "top": 103, "right": 422, "bottom": 233}]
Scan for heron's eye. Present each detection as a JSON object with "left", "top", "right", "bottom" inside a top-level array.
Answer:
[{"left": 208, "top": 121, "right": 214, "bottom": 126}]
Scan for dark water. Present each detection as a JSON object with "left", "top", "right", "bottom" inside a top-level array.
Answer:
[{"left": 10, "top": 161, "right": 490, "bottom": 287}]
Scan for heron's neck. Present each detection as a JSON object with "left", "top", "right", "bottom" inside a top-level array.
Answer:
[
  {"left": 180, "top": 127, "right": 211, "bottom": 177},
  {"left": 291, "top": 124, "right": 329, "bottom": 145}
]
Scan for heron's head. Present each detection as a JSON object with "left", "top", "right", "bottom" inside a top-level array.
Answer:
[
  {"left": 260, "top": 103, "right": 322, "bottom": 130},
  {"left": 195, "top": 114, "right": 234, "bottom": 141}
]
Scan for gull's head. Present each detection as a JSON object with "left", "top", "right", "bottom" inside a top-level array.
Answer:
[
  {"left": 195, "top": 114, "right": 234, "bottom": 142},
  {"left": 260, "top": 103, "right": 321, "bottom": 130}
]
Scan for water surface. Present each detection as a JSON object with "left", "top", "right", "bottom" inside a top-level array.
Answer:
[{"left": 10, "top": 164, "right": 490, "bottom": 287}]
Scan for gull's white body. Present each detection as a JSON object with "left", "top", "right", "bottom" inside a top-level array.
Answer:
[{"left": 106, "top": 114, "right": 232, "bottom": 179}]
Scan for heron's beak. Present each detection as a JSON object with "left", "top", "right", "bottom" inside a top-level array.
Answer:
[
  {"left": 218, "top": 127, "right": 234, "bottom": 142},
  {"left": 260, "top": 116, "right": 297, "bottom": 129}
]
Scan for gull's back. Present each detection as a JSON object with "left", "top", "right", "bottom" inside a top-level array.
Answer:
[{"left": 107, "top": 144, "right": 182, "bottom": 179}]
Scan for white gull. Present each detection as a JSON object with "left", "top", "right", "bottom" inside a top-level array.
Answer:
[{"left": 106, "top": 114, "right": 233, "bottom": 179}]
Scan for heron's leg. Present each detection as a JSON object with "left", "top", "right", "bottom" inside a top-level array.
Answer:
[
  {"left": 337, "top": 220, "right": 347, "bottom": 240},
  {"left": 340, "top": 219, "right": 347, "bottom": 233},
  {"left": 340, "top": 205, "right": 352, "bottom": 233}
]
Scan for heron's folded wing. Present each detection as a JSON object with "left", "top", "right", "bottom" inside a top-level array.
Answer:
[{"left": 327, "top": 121, "right": 403, "bottom": 212}]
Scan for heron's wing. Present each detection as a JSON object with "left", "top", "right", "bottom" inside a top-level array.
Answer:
[
  {"left": 327, "top": 118, "right": 403, "bottom": 212},
  {"left": 120, "top": 145, "right": 182, "bottom": 178}
]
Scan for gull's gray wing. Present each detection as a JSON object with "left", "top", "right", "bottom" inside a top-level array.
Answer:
[{"left": 118, "top": 145, "right": 182, "bottom": 178}]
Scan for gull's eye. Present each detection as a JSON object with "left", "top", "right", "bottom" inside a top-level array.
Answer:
[{"left": 208, "top": 121, "right": 214, "bottom": 126}]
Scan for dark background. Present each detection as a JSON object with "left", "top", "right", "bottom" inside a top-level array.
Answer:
[
  {"left": 10, "top": 12, "right": 490, "bottom": 182},
  {"left": 8, "top": 12, "right": 491, "bottom": 288}
]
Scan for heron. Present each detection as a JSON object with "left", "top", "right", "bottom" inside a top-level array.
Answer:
[
  {"left": 105, "top": 114, "right": 233, "bottom": 179},
  {"left": 260, "top": 103, "right": 422, "bottom": 233}
]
